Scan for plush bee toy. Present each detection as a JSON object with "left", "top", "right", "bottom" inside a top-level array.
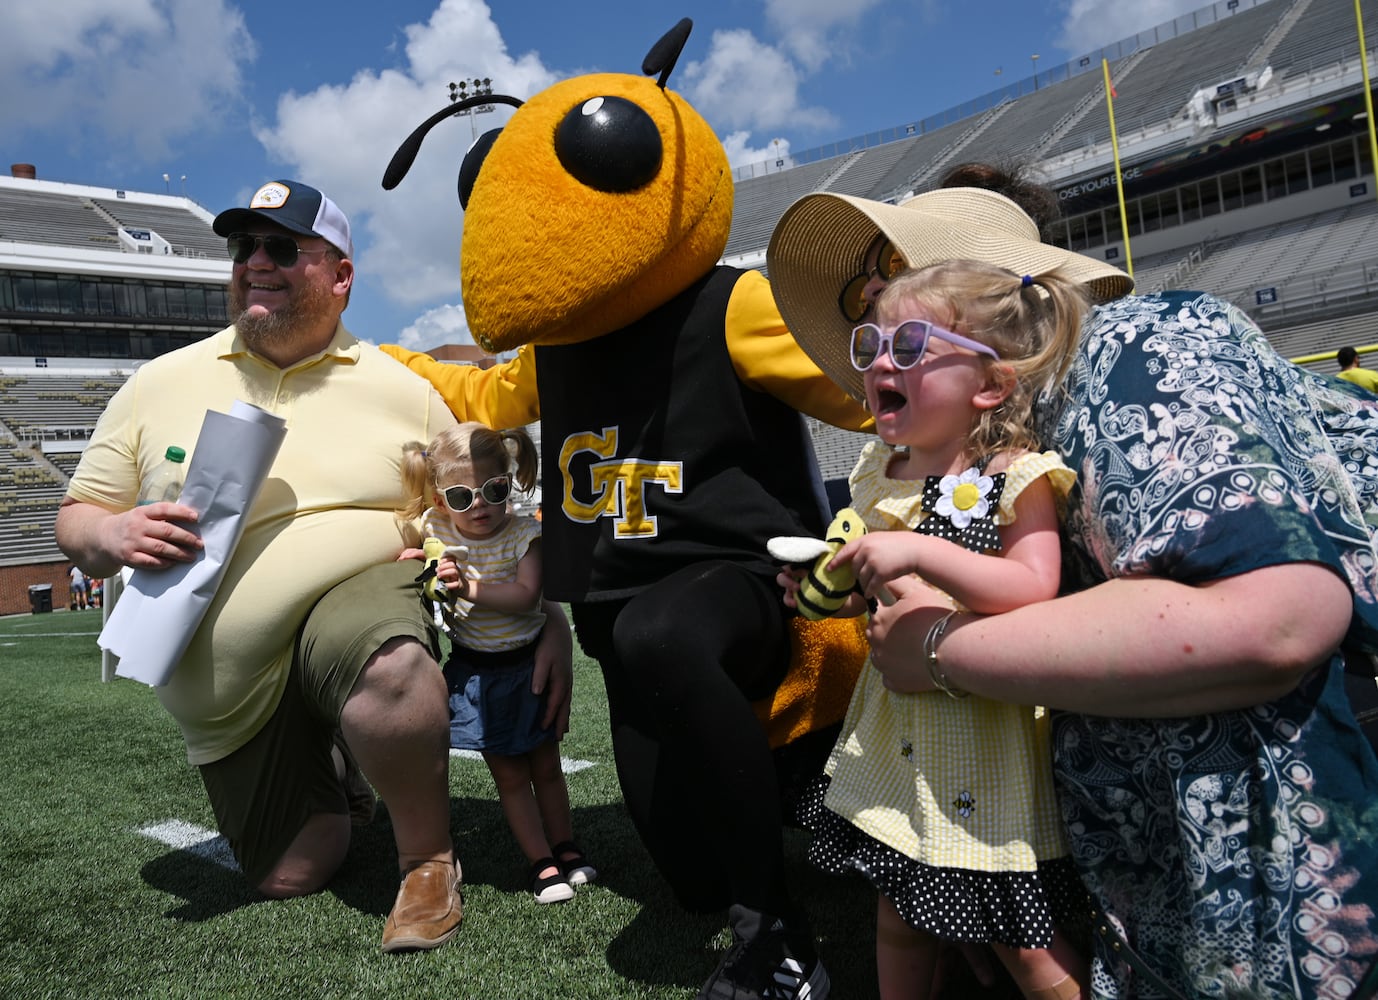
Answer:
[
  {"left": 380, "top": 19, "right": 872, "bottom": 925},
  {"left": 769, "top": 508, "right": 869, "bottom": 619},
  {"left": 770, "top": 507, "right": 899, "bottom": 619},
  {"left": 414, "top": 538, "right": 469, "bottom": 631}
]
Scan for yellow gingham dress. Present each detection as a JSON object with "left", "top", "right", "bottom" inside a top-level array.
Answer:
[{"left": 815, "top": 442, "right": 1077, "bottom": 942}]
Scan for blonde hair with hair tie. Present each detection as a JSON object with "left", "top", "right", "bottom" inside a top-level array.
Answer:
[
  {"left": 398, "top": 421, "right": 539, "bottom": 523},
  {"left": 874, "top": 259, "right": 1090, "bottom": 461}
]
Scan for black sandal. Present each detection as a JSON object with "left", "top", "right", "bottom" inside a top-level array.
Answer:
[
  {"left": 552, "top": 840, "right": 598, "bottom": 886},
  {"left": 530, "top": 857, "right": 574, "bottom": 904}
]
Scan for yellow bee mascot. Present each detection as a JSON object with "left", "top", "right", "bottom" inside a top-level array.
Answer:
[{"left": 382, "top": 20, "right": 868, "bottom": 989}]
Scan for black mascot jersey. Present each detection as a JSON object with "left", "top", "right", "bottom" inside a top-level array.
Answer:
[{"left": 537, "top": 266, "right": 829, "bottom": 602}]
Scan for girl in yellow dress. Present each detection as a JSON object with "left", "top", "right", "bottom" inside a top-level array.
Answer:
[{"left": 782, "top": 259, "right": 1090, "bottom": 1000}]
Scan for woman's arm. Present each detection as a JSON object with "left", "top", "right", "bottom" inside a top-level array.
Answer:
[{"left": 867, "top": 563, "right": 1350, "bottom": 716}]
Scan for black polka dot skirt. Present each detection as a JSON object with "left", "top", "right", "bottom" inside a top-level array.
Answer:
[{"left": 798, "top": 774, "right": 1085, "bottom": 949}]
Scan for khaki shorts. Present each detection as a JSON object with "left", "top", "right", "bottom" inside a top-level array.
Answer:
[{"left": 198, "top": 560, "right": 440, "bottom": 886}]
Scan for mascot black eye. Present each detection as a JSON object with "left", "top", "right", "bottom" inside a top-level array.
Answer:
[
  {"left": 458, "top": 128, "right": 503, "bottom": 209},
  {"left": 554, "top": 95, "right": 662, "bottom": 193}
]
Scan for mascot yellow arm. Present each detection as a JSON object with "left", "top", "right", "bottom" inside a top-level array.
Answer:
[
  {"left": 725, "top": 271, "right": 872, "bottom": 433},
  {"left": 379, "top": 342, "right": 541, "bottom": 430}
]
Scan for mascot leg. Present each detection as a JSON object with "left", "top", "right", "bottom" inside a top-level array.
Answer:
[{"left": 572, "top": 561, "right": 798, "bottom": 917}]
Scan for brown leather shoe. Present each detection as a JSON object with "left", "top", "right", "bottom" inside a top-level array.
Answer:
[{"left": 381, "top": 860, "right": 464, "bottom": 953}]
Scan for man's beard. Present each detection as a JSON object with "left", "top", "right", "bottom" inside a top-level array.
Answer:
[{"left": 228, "top": 275, "right": 333, "bottom": 354}]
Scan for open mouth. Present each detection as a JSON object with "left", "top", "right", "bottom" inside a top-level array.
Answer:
[{"left": 873, "top": 388, "right": 908, "bottom": 416}]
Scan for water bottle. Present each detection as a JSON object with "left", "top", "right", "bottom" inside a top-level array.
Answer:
[{"left": 137, "top": 446, "right": 186, "bottom": 505}]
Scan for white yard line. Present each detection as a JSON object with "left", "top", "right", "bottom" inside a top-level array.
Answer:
[
  {"left": 136, "top": 819, "right": 239, "bottom": 871},
  {"left": 136, "top": 752, "right": 597, "bottom": 865},
  {"left": 449, "top": 748, "right": 596, "bottom": 773}
]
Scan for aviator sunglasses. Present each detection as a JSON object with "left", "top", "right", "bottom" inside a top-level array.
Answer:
[
  {"left": 226, "top": 232, "right": 333, "bottom": 268},
  {"left": 850, "top": 320, "right": 1000, "bottom": 372},
  {"left": 838, "top": 238, "right": 906, "bottom": 322},
  {"left": 438, "top": 475, "right": 512, "bottom": 513}
]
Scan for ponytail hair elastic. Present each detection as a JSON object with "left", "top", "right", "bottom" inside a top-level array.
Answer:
[{"left": 1020, "top": 274, "right": 1034, "bottom": 288}]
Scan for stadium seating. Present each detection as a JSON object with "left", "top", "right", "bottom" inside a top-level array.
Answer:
[
  {"left": 0, "top": 187, "right": 120, "bottom": 251},
  {"left": 1268, "top": 0, "right": 1378, "bottom": 83},
  {"left": 1043, "top": 3, "right": 1281, "bottom": 157},
  {"left": 0, "top": 372, "right": 128, "bottom": 566},
  {"left": 92, "top": 199, "right": 226, "bottom": 259},
  {"left": 723, "top": 0, "right": 1377, "bottom": 367}
]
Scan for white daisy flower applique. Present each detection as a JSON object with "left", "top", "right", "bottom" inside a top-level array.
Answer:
[
  {"left": 918, "top": 465, "right": 1006, "bottom": 552},
  {"left": 935, "top": 468, "right": 995, "bottom": 528}
]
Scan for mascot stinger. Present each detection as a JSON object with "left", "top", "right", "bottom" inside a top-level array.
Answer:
[{"left": 381, "top": 20, "right": 869, "bottom": 999}]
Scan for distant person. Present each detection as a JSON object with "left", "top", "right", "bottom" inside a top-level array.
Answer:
[
  {"left": 399, "top": 423, "right": 597, "bottom": 906},
  {"left": 55, "top": 179, "right": 572, "bottom": 954},
  {"left": 67, "top": 564, "right": 88, "bottom": 610},
  {"left": 780, "top": 260, "right": 1091, "bottom": 1000},
  {"left": 1336, "top": 345, "right": 1378, "bottom": 392}
]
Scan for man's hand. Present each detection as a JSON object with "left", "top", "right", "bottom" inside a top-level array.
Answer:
[
  {"left": 532, "top": 601, "right": 574, "bottom": 739},
  {"left": 114, "top": 502, "right": 203, "bottom": 569},
  {"left": 58, "top": 499, "right": 202, "bottom": 579}
]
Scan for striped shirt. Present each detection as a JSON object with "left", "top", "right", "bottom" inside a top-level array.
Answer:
[{"left": 421, "top": 509, "right": 545, "bottom": 653}]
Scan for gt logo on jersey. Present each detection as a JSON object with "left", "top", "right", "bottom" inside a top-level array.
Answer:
[{"left": 559, "top": 427, "right": 682, "bottom": 538}]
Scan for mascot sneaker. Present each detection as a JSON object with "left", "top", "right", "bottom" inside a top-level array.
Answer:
[{"left": 698, "top": 904, "right": 829, "bottom": 1000}]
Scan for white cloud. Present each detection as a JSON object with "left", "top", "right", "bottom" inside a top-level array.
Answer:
[
  {"left": 254, "top": 0, "right": 557, "bottom": 319},
  {"left": 721, "top": 133, "right": 792, "bottom": 173},
  {"left": 0, "top": 0, "right": 253, "bottom": 162},
  {"left": 682, "top": 28, "right": 835, "bottom": 134},
  {"left": 762, "top": 0, "right": 890, "bottom": 73},
  {"left": 393, "top": 302, "right": 474, "bottom": 352},
  {"left": 1055, "top": 0, "right": 1214, "bottom": 54},
  {"left": 252, "top": 1, "right": 833, "bottom": 327}
]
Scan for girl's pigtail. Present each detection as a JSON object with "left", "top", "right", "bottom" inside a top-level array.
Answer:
[
  {"left": 1024, "top": 270, "right": 1090, "bottom": 389},
  {"left": 397, "top": 440, "right": 432, "bottom": 522},
  {"left": 503, "top": 428, "right": 541, "bottom": 494}
]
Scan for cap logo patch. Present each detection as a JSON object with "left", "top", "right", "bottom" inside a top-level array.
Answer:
[{"left": 249, "top": 182, "right": 290, "bottom": 210}]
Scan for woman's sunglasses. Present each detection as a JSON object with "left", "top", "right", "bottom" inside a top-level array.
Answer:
[
  {"left": 438, "top": 475, "right": 512, "bottom": 513},
  {"left": 226, "top": 232, "right": 332, "bottom": 268},
  {"left": 837, "top": 239, "right": 906, "bottom": 322},
  {"left": 850, "top": 320, "right": 1000, "bottom": 372}
]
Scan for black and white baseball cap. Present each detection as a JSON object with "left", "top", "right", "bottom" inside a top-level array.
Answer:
[{"left": 213, "top": 179, "right": 354, "bottom": 258}]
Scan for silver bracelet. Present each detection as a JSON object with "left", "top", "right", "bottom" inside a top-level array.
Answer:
[{"left": 923, "top": 610, "right": 967, "bottom": 699}]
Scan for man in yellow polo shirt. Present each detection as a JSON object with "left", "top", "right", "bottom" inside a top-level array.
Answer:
[
  {"left": 56, "top": 180, "right": 566, "bottom": 953},
  {"left": 1336, "top": 345, "right": 1378, "bottom": 393}
]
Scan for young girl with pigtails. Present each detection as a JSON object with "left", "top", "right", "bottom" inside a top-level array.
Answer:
[
  {"left": 399, "top": 421, "right": 596, "bottom": 905},
  {"left": 781, "top": 260, "right": 1091, "bottom": 1000}
]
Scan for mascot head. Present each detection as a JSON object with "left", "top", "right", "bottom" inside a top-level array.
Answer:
[{"left": 384, "top": 19, "right": 732, "bottom": 353}]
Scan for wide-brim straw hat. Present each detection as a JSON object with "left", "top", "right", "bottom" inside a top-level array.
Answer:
[{"left": 767, "top": 187, "right": 1135, "bottom": 402}]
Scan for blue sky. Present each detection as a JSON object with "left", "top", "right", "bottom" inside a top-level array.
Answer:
[{"left": 2, "top": 0, "right": 1215, "bottom": 350}]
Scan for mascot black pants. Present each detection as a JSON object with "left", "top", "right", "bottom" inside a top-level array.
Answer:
[{"left": 572, "top": 560, "right": 796, "bottom": 915}]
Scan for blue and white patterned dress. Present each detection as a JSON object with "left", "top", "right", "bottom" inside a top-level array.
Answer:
[{"left": 1033, "top": 291, "right": 1378, "bottom": 1000}]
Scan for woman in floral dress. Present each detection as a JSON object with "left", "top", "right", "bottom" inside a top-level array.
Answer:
[{"left": 768, "top": 182, "right": 1378, "bottom": 999}]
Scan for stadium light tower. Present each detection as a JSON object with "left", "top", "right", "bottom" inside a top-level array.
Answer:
[
  {"left": 449, "top": 77, "right": 496, "bottom": 142},
  {"left": 162, "top": 172, "right": 170, "bottom": 193},
  {"left": 1031, "top": 54, "right": 1040, "bottom": 90}
]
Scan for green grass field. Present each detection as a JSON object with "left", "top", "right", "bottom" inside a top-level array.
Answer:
[{"left": 0, "top": 608, "right": 887, "bottom": 1000}]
